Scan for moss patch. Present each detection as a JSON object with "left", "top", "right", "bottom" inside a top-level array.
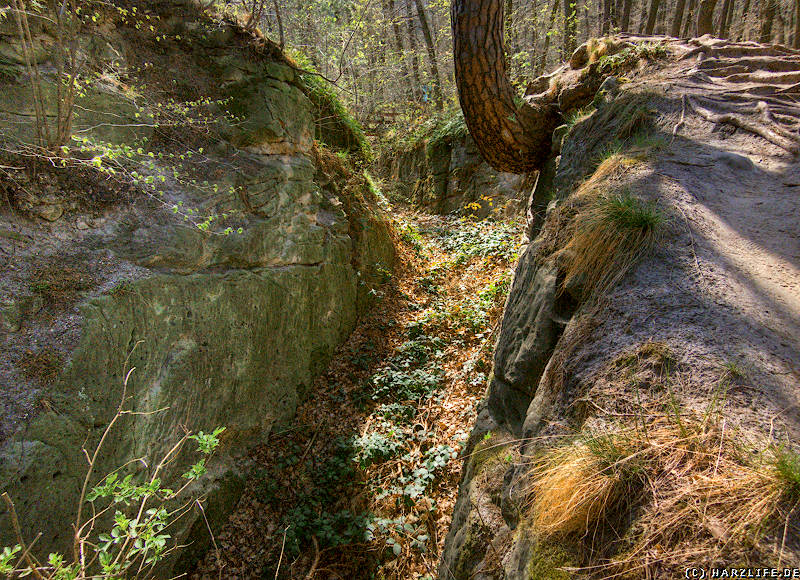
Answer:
[
  {"left": 289, "top": 51, "right": 370, "bottom": 159},
  {"left": 525, "top": 542, "right": 573, "bottom": 580}
]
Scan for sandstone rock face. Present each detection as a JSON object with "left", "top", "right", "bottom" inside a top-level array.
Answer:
[
  {"left": 439, "top": 51, "right": 800, "bottom": 576},
  {"left": 379, "top": 132, "right": 526, "bottom": 216},
  {"left": 0, "top": 7, "right": 393, "bottom": 573}
]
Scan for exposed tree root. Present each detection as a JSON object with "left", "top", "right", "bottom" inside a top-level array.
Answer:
[
  {"left": 666, "top": 37, "right": 800, "bottom": 155},
  {"left": 687, "top": 98, "right": 800, "bottom": 154}
]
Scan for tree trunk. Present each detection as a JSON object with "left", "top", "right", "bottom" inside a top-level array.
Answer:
[
  {"left": 760, "top": 0, "right": 777, "bottom": 43},
  {"left": 413, "top": 0, "right": 444, "bottom": 109},
  {"left": 696, "top": 0, "right": 718, "bottom": 36},
  {"left": 405, "top": 0, "right": 422, "bottom": 101},
  {"left": 621, "top": 0, "right": 633, "bottom": 31},
  {"left": 563, "top": 0, "right": 578, "bottom": 56},
  {"left": 602, "top": 0, "right": 612, "bottom": 33},
  {"left": 672, "top": 0, "right": 688, "bottom": 36},
  {"left": 645, "top": 0, "right": 661, "bottom": 34},
  {"left": 539, "top": 0, "right": 560, "bottom": 73},
  {"left": 384, "top": 0, "right": 412, "bottom": 100},
  {"left": 657, "top": 0, "right": 667, "bottom": 33},
  {"left": 638, "top": 0, "right": 649, "bottom": 33},
  {"left": 452, "top": 0, "right": 560, "bottom": 172},
  {"left": 272, "top": 0, "right": 284, "bottom": 49},
  {"left": 683, "top": 0, "right": 697, "bottom": 36},
  {"left": 529, "top": 0, "right": 539, "bottom": 65},
  {"left": 737, "top": 0, "right": 750, "bottom": 39},
  {"left": 718, "top": 0, "right": 732, "bottom": 37},
  {"left": 794, "top": 0, "right": 800, "bottom": 48}
]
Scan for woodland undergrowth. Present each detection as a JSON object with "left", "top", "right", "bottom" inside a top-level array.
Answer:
[{"left": 193, "top": 209, "right": 522, "bottom": 579}]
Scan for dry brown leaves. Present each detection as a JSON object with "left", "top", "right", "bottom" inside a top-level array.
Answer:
[{"left": 192, "top": 212, "right": 520, "bottom": 579}]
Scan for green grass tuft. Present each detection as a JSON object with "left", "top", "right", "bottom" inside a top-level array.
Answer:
[
  {"left": 775, "top": 448, "right": 800, "bottom": 498},
  {"left": 600, "top": 192, "right": 663, "bottom": 234}
]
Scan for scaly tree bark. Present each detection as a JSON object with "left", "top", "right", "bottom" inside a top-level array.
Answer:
[
  {"left": 451, "top": 0, "right": 560, "bottom": 172},
  {"left": 413, "top": 0, "right": 444, "bottom": 109},
  {"left": 697, "top": 0, "right": 718, "bottom": 35}
]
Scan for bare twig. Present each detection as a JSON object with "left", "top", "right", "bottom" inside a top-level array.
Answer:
[{"left": 1, "top": 492, "right": 45, "bottom": 579}]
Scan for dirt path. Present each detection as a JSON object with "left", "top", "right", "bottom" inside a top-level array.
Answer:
[
  {"left": 192, "top": 211, "right": 523, "bottom": 579},
  {"left": 622, "top": 36, "right": 800, "bottom": 438}
]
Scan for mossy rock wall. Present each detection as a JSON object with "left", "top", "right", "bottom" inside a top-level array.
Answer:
[
  {"left": 379, "top": 133, "right": 526, "bottom": 216},
  {"left": 0, "top": 5, "right": 394, "bottom": 574}
]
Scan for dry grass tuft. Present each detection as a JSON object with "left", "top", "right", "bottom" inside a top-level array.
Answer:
[
  {"left": 561, "top": 189, "right": 662, "bottom": 299},
  {"left": 528, "top": 433, "right": 641, "bottom": 537},
  {"left": 523, "top": 413, "right": 800, "bottom": 576},
  {"left": 19, "top": 348, "right": 62, "bottom": 384},
  {"left": 29, "top": 263, "right": 96, "bottom": 305}
]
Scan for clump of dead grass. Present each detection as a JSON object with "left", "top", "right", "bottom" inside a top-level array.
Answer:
[
  {"left": 527, "top": 430, "right": 643, "bottom": 537},
  {"left": 523, "top": 411, "right": 800, "bottom": 575},
  {"left": 19, "top": 348, "right": 62, "bottom": 384},
  {"left": 561, "top": 189, "right": 662, "bottom": 299},
  {"left": 29, "top": 262, "right": 96, "bottom": 305}
]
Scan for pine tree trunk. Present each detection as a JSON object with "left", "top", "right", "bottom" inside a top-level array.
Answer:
[
  {"left": 697, "top": 0, "right": 718, "bottom": 36},
  {"left": 683, "top": 0, "right": 697, "bottom": 36},
  {"left": 621, "top": 0, "right": 633, "bottom": 31},
  {"left": 602, "top": 0, "right": 612, "bottom": 33},
  {"left": 760, "top": 0, "right": 777, "bottom": 43},
  {"left": 413, "top": 0, "right": 444, "bottom": 109},
  {"left": 451, "top": 0, "right": 560, "bottom": 172},
  {"left": 794, "top": 0, "right": 800, "bottom": 48},
  {"left": 737, "top": 0, "right": 750, "bottom": 39},
  {"left": 718, "top": 0, "right": 733, "bottom": 37},
  {"left": 638, "top": 0, "right": 649, "bottom": 33},
  {"left": 657, "top": 0, "right": 667, "bottom": 33},
  {"left": 672, "top": 0, "right": 688, "bottom": 36}
]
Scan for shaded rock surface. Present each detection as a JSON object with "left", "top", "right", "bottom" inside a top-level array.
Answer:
[{"left": 378, "top": 132, "right": 527, "bottom": 216}]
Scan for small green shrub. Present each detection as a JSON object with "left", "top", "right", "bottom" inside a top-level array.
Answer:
[
  {"left": 376, "top": 403, "right": 417, "bottom": 424},
  {"left": 354, "top": 430, "right": 406, "bottom": 467}
]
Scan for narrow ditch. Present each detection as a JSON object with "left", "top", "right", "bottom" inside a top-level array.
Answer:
[{"left": 193, "top": 210, "right": 524, "bottom": 579}]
